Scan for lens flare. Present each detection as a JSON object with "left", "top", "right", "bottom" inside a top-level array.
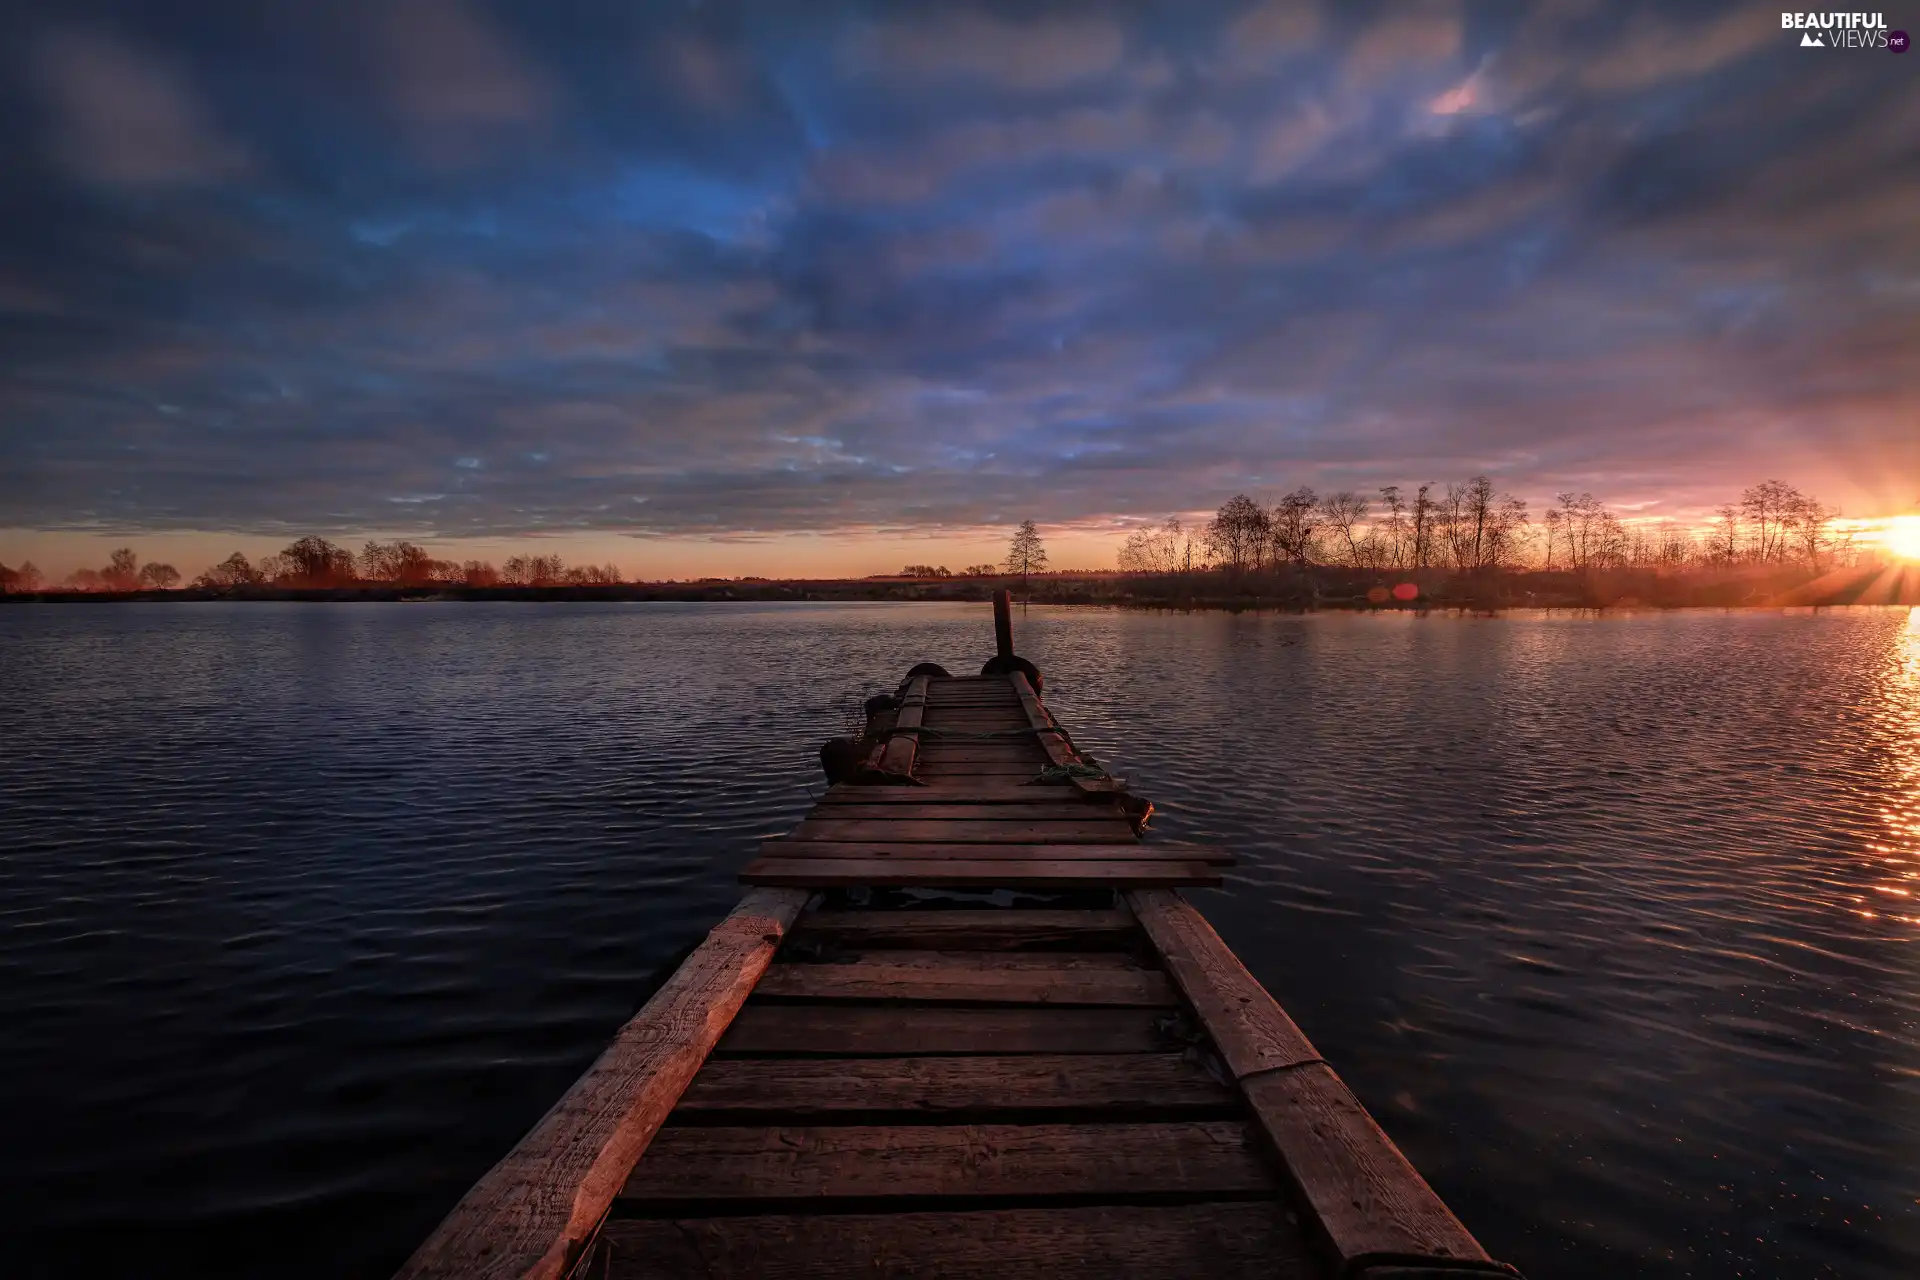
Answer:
[{"left": 1885, "top": 516, "right": 1920, "bottom": 562}]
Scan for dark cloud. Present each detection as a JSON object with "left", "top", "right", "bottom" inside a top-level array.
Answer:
[{"left": 1, "top": 0, "right": 1915, "bottom": 544}]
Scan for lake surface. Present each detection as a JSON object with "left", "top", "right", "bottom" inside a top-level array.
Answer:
[{"left": 2, "top": 602, "right": 1917, "bottom": 1278}]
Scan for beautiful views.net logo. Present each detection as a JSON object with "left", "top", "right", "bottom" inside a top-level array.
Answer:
[{"left": 1780, "top": 12, "right": 1908, "bottom": 50}]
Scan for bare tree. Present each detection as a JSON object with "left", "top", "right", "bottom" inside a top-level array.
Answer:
[
  {"left": 1787, "top": 491, "right": 1837, "bottom": 569},
  {"left": 360, "top": 540, "right": 437, "bottom": 584},
  {"left": 1410, "top": 483, "right": 1439, "bottom": 569},
  {"left": 1269, "top": 487, "right": 1323, "bottom": 570},
  {"left": 502, "top": 553, "right": 567, "bottom": 586},
  {"left": 12, "top": 560, "right": 42, "bottom": 592},
  {"left": 1655, "top": 522, "right": 1694, "bottom": 567},
  {"left": 278, "top": 536, "right": 355, "bottom": 585},
  {"left": 1118, "top": 517, "right": 1192, "bottom": 576},
  {"left": 462, "top": 560, "right": 500, "bottom": 587},
  {"left": 1377, "top": 486, "right": 1410, "bottom": 570},
  {"left": 1741, "top": 480, "right": 1803, "bottom": 564},
  {"left": 1318, "top": 491, "right": 1370, "bottom": 567},
  {"left": 1705, "top": 505, "right": 1741, "bottom": 566},
  {"left": 1005, "top": 520, "right": 1048, "bottom": 590},
  {"left": 1203, "top": 497, "right": 1268, "bottom": 578},
  {"left": 195, "top": 552, "right": 261, "bottom": 588},
  {"left": 1440, "top": 476, "right": 1528, "bottom": 572},
  {"left": 103, "top": 548, "right": 140, "bottom": 590},
  {"left": 137, "top": 563, "right": 181, "bottom": 589},
  {"left": 963, "top": 563, "right": 998, "bottom": 577}
]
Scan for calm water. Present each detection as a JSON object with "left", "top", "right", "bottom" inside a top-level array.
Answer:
[{"left": 2, "top": 603, "right": 1917, "bottom": 1278}]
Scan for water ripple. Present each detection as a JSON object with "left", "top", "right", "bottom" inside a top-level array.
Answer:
[{"left": 2, "top": 602, "right": 1917, "bottom": 1278}]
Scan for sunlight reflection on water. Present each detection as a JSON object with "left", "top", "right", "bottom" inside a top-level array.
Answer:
[{"left": 1, "top": 602, "right": 1917, "bottom": 1279}]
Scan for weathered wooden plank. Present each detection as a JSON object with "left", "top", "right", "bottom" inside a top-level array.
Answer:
[
  {"left": 675, "top": 1052, "right": 1235, "bottom": 1116},
  {"left": 922, "top": 712, "right": 1024, "bottom": 720},
  {"left": 796, "top": 804, "right": 1115, "bottom": 822},
  {"left": 1125, "top": 889, "right": 1320, "bottom": 1079},
  {"left": 620, "top": 1120, "right": 1279, "bottom": 1201},
  {"left": 874, "top": 675, "right": 928, "bottom": 777},
  {"left": 819, "top": 784, "right": 1073, "bottom": 804},
  {"left": 743, "top": 857, "right": 1221, "bottom": 889},
  {"left": 792, "top": 908, "right": 1136, "bottom": 950},
  {"left": 754, "top": 951, "right": 1178, "bottom": 1005},
  {"left": 715, "top": 1004, "right": 1169, "bottom": 1056},
  {"left": 1241, "top": 1063, "right": 1492, "bottom": 1269},
  {"left": 1009, "top": 671, "right": 1124, "bottom": 793},
  {"left": 1008, "top": 671, "right": 1074, "bottom": 767},
  {"left": 595, "top": 1202, "right": 1320, "bottom": 1279},
  {"left": 393, "top": 888, "right": 809, "bottom": 1280},
  {"left": 914, "top": 745, "right": 1052, "bottom": 762},
  {"left": 914, "top": 762, "right": 1049, "bottom": 776},
  {"left": 762, "top": 841, "right": 1227, "bottom": 865},
  {"left": 784, "top": 818, "right": 1138, "bottom": 844}
]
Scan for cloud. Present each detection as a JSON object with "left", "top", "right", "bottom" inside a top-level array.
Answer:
[
  {"left": 361, "top": 0, "right": 555, "bottom": 164},
  {"left": 27, "top": 28, "right": 248, "bottom": 189},
  {"left": 849, "top": 11, "right": 1128, "bottom": 92},
  {"left": 2, "top": 0, "right": 1917, "bottom": 554},
  {"left": 1343, "top": 2, "right": 1463, "bottom": 85}
]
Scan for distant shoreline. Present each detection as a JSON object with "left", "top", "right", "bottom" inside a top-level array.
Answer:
[{"left": 4, "top": 563, "right": 1914, "bottom": 609}]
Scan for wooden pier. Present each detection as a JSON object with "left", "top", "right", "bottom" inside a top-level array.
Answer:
[{"left": 399, "top": 595, "right": 1520, "bottom": 1280}]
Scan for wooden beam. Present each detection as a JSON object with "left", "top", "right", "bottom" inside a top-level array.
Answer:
[
  {"left": 595, "top": 1202, "right": 1319, "bottom": 1280},
  {"left": 392, "top": 887, "right": 809, "bottom": 1280},
  {"left": 1124, "top": 889, "right": 1320, "bottom": 1078},
  {"left": 675, "top": 1052, "right": 1235, "bottom": 1116},
  {"left": 715, "top": 1004, "right": 1169, "bottom": 1056},
  {"left": 783, "top": 818, "right": 1139, "bottom": 844},
  {"left": 742, "top": 857, "right": 1221, "bottom": 889},
  {"left": 1240, "top": 1064, "right": 1493, "bottom": 1270},
  {"left": 794, "top": 804, "right": 1115, "bottom": 822},
  {"left": 620, "top": 1120, "right": 1278, "bottom": 1201},
  {"left": 791, "top": 908, "right": 1136, "bottom": 950},
  {"left": 753, "top": 951, "right": 1179, "bottom": 1005},
  {"left": 993, "top": 586, "right": 1014, "bottom": 659},
  {"left": 1009, "top": 670, "right": 1126, "bottom": 794},
  {"left": 819, "top": 784, "right": 1080, "bottom": 804},
  {"left": 874, "top": 675, "right": 928, "bottom": 778},
  {"left": 1124, "top": 890, "right": 1494, "bottom": 1270},
  {"left": 761, "top": 841, "right": 1228, "bottom": 864}
]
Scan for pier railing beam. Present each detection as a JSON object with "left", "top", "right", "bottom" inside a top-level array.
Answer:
[
  {"left": 393, "top": 887, "right": 810, "bottom": 1280},
  {"left": 993, "top": 587, "right": 1014, "bottom": 660}
]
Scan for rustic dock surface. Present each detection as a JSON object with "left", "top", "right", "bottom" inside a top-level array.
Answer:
[{"left": 398, "top": 602, "right": 1517, "bottom": 1280}]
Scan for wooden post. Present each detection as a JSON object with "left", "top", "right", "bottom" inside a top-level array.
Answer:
[{"left": 993, "top": 588, "right": 1014, "bottom": 660}]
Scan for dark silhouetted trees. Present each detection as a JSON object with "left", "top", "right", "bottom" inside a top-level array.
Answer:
[
  {"left": 1118, "top": 517, "right": 1197, "bottom": 576},
  {"left": 280, "top": 536, "right": 355, "bottom": 585},
  {"left": 1205, "top": 495, "right": 1269, "bottom": 577},
  {"left": 105, "top": 548, "right": 139, "bottom": 590},
  {"left": 0, "top": 560, "right": 42, "bottom": 592},
  {"left": 1270, "top": 488, "right": 1322, "bottom": 570},
  {"left": 196, "top": 553, "right": 261, "bottom": 588},
  {"left": 138, "top": 563, "right": 181, "bottom": 589}
]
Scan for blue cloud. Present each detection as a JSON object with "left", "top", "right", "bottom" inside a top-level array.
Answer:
[{"left": 1, "top": 0, "right": 1915, "bottom": 541}]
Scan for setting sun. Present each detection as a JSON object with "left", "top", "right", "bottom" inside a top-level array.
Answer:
[{"left": 1884, "top": 516, "right": 1920, "bottom": 562}]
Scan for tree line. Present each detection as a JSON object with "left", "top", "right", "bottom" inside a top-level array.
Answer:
[
  {"left": 0, "top": 549, "right": 178, "bottom": 593},
  {"left": 899, "top": 564, "right": 1000, "bottom": 578},
  {"left": 1, "top": 537, "right": 626, "bottom": 593},
  {"left": 1120, "top": 478, "right": 1865, "bottom": 579}
]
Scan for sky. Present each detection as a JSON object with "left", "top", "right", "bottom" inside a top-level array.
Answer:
[{"left": 1, "top": 0, "right": 1915, "bottom": 580}]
